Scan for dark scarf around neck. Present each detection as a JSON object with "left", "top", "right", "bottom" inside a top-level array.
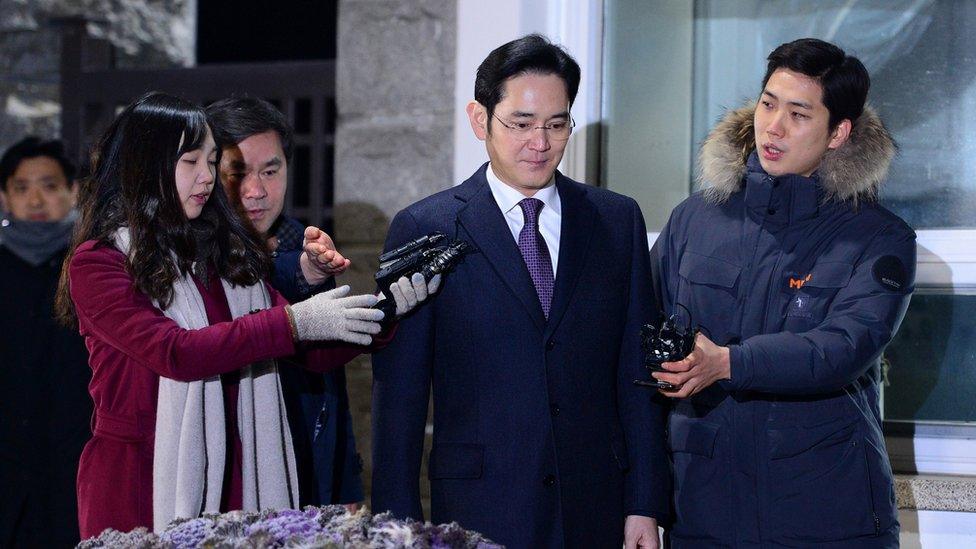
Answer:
[{"left": 0, "top": 210, "right": 78, "bottom": 266}]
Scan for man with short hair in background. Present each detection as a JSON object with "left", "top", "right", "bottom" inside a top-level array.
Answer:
[
  {"left": 207, "top": 97, "right": 364, "bottom": 510},
  {"left": 0, "top": 137, "right": 92, "bottom": 546}
]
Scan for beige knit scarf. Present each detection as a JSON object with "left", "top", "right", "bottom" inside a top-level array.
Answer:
[{"left": 111, "top": 228, "right": 299, "bottom": 532}]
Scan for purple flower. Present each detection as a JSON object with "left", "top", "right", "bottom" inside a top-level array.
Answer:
[
  {"left": 81, "top": 505, "right": 501, "bottom": 548},
  {"left": 76, "top": 527, "right": 157, "bottom": 548},
  {"left": 246, "top": 508, "right": 321, "bottom": 544},
  {"left": 159, "top": 516, "right": 215, "bottom": 548}
]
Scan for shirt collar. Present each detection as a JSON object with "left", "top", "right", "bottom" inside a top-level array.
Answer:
[{"left": 486, "top": 163, "right": 560, "bottom": 216}]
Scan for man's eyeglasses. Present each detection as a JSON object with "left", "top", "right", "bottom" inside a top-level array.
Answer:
[{"left": 491, "top": 114, "right": 575, "bottom": 141}]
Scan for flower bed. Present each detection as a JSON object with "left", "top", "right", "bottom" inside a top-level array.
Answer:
[{"left": 77, "top": 506, "right": 502, "bottom": 548}]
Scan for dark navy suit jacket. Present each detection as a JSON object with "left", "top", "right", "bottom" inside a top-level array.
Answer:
[
  {"left": 371, "top": 165, "right": 669, "bottom": 548},
  {"left": 271, "top": 216, "right": 364, "bottom": 506}
]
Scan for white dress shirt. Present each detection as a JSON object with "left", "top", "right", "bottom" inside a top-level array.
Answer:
[{"left": 486, "top": 163, "right": 561, "bottom": 276}]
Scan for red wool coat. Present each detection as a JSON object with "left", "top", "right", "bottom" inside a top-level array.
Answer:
[{"left": 69, "top": 241, "right": 371, "bottom": 539}]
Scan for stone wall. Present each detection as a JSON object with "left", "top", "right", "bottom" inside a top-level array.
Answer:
[
  {"left": 0, "top": 0, "right": 193, "bottom": 151},
  {"left": 334, "top": 0, "right": 457, "bottom": 515}
]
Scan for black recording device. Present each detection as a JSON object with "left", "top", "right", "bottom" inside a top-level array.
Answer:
[
  {"left": 634, "top": 304, "right": 698, "bottom": 391},
  {"left": 374, "top": 232, "right": 470, "bottom": 323}
]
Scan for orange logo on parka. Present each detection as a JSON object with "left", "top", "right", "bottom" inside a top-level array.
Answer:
[{"left": 789, "top": 274, "right": 812, "bottom": 289}]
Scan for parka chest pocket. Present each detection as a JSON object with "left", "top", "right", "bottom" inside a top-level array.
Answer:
[
  {"left": 677, "top": 251, "right": 741, "bottom": 338},
  {"left": 782, "top": 262, "right": 853, "bottom": 329}
]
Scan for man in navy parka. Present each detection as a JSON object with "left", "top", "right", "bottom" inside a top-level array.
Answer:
[{"left": 651, "top": 39, "right": 914, "bottom": 547}]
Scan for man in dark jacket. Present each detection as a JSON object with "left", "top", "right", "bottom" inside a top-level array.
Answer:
[
  {"left": 371, "top": 34, "right": 669, "bottom": 548},
  {"left": 206, "top": 98, "right": 364, "bottom": 508},
  {"left": 0, "top": 137, "right": 91, "bottom": 547},
  {"left": 651, "top": 38, "right": 914, "bottom": 547}
]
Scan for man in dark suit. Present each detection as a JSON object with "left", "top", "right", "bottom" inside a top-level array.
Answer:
[
  {"left": 206, "top": 98, "right": 364, "bottom": 510},
  {"left": 371, "top": 34, "right": 669, "bottom": 548},
  {"left": 0, "top": 137, "right": 90, "bottom": 546}
]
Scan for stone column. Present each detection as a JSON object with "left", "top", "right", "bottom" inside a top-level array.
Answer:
[{"left": 334, "top": 0, "right": 457, "bottom": 514}]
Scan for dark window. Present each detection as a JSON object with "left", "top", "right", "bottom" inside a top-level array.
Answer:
[
  {"left": 294, "top": 97, "right": 312, "bottom": 135},
  {"left": 196, "top": 0, "right": 337, "bottom": 63},
  {"left": 322, "top": 144, "right": 334, "bottom": 206},
  {"left": 292, "top": 145, "right": 311, "bottom": 208},
  {"left": 323, "top": 97, "right": 337, "bottom": 134}
]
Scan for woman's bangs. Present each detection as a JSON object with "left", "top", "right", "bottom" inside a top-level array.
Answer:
[{"left": 178, "top": 111, "right": 210, "bottom": 155}]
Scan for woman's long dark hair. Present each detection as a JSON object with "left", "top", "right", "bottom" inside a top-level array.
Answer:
[{"left": 56, "top": 91, "right": 269, "bottom": 324}]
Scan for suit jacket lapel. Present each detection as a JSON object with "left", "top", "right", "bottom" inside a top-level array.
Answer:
[
  {"left": 545, "top": 175, "right": 595, "bottom": 339},
  {"left": 456, "top": 166, "right": 548, "bottom": 333}
]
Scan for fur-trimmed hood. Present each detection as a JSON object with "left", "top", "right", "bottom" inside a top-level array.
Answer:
[{"left": 698, "top": 104, "right": 896, "bottom": 205}]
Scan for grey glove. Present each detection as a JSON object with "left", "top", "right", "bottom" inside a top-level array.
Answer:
[
  {"left": 287, "top": 285, "right": 385, "bottom": 345},
  {"left": 388, "top": 272, "right": 442, "bottom": 317}
]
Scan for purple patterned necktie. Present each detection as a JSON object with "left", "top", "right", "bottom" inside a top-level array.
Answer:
[{"left": 517, "top": 197, "right": 554, "bottom": 318}]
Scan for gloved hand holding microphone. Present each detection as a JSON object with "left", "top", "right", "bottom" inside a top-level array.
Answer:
[
  {"left": 285, "top": 275, "right": 441, "bottom": 346},
  {"left": 384, "top": 272, "right": 442, "bottom": 317},
  {"left": 287, "top": 230, "right": 465, "bottom": 346}
]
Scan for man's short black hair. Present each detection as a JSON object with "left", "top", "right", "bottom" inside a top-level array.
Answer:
[
  {"left": 475, "top": 34, "right": 581, "bottom": 130},
  {"left": 205, "top": 96, "right": 294, "bottom": 159},
  {"left": 762, "top": 38, "right": 870, "bottom": 130},
  {"left": 0, "top": 137, "right": 76, "bottom": 190}
]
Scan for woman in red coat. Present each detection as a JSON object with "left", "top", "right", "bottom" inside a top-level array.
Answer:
[{"left": 55, "top": 92, "right": 435, "bottom": 539}]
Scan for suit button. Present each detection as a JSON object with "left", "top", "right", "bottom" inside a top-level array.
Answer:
[
  {"left": 546, "top": 340, "right": 555, "bottom": 350},
  {"left": 543, "top": 474, "right": 556, "bottom": 487},
  {"left": 550, "top": 404, "right": 560, "bottom": 416},
  {"left": 767, "top": 208, "right": 776, "bottom": 215}
]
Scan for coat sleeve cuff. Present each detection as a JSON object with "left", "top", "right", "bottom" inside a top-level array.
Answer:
[
  {"left": 723, "top": 343, "right": 749, "bottom": 391},
  {"left": 370, "top": 322, "right": 398, "bottom": 350},
  {"left": 255, "top": 305, "right": 298, "bottom": 358},
  {"left": 294, "top": 264, "right": 334, "bottom": 299},
  {"left": 624, "top": 508, "right": 668, "bottom": 523}
]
